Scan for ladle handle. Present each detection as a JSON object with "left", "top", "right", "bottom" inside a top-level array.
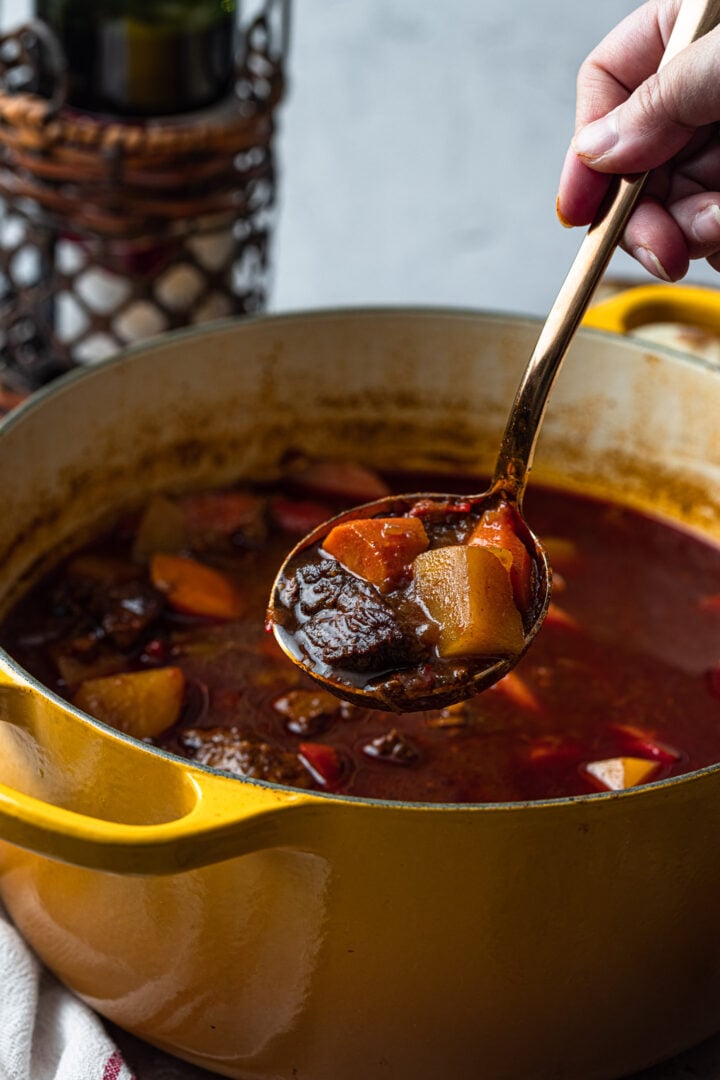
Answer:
[{"left": 492, "top": 0, "right": 720, "bottom": 501}]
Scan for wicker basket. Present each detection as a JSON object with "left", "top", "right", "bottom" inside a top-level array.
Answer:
[{"left": 0, "top": 2, "right": 288, "bottom": 389}]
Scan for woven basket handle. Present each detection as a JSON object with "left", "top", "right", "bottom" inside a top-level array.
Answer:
[
  {"left": 262, "top": 0, "right": 292, "bottom": 61},
  {"left": 0, "top": 17, "right": 67, "bottom": 114}
]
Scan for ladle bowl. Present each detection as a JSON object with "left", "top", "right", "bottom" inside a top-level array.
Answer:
[{"left": 268, "top": 488, "right": 551, "bottom": 712}]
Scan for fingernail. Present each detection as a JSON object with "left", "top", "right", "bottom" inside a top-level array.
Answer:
[
  {"left": 692, "top": 204, "right": 720, "bottom": 242},
  {"left": 555, "top": 196, "right": 573, "bottom": 228},
  {"left": 631, "top": 245, "right": 672, "bottom": 282},
  {"left": 573, "top": 112, "right": 619, "bottom": 162}
]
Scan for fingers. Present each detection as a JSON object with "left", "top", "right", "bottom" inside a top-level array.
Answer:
[
  {"left": 557, "top": 0, "right": 676, "bottom": 226},
  {"left": 618, "top": 191, "right": 720, "bottom": 281},
  {"left": 573, "top": 0, "right": 674, "bottom": 132},
  {"left": 667, "top": 191, "right": 720, "bottom": 259},
  {"left": 556, "top": 147, "right": 612, "bottom": 227},
  {"left": 557, "top": 0, "right": 720, "bottom": 284},
  {"left": 620, "top": 197, "right": 688, "bottom": 280},
  {"left": 573, "top": 28, "right": 720, "bottom": 175}
]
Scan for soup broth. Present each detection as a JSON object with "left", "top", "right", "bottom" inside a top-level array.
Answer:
[{"left": 3, "top": 462, "right": 720, "bottom": 804}]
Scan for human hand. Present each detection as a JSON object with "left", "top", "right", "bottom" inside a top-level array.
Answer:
[{"left": 557, "top": 0, "right": 720, "bottom": 281}]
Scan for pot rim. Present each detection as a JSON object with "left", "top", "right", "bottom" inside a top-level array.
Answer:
[{"left": 2, "top": 300, "right": 719, "bottom": 441}]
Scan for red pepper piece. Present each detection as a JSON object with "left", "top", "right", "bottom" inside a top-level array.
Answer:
[
  {"left": 408, "top": 498, "right": 473, "bottom": 519},
  {"left": 181, "top": 490, "right": 263, "bottom": 539},
  {"left": 141, "top": 637, "right": 169, "bottom": 665},
  {"left": 288, "top": 461, "right": 390, "bottom": 504},
  {"left": 467, "top": 501, "right": 532, "bottom": 610},
  {"left": 270, "top": 497, "right": 333, "bottom": 535},
  {"left": 298, "top": 742, "right": 343, "bottom": 787},
  {"left": 609, "top": 723, "right": 681, "bottom": 764}
]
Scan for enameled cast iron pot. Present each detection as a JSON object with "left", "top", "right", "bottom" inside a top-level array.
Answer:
[{"left": 1, "top": 307, "right": 720, "bottom": 1080}]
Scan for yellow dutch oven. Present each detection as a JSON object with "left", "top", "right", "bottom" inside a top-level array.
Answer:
[{"left": 2, "top": 308, "right": 720, "bottom": 1080}]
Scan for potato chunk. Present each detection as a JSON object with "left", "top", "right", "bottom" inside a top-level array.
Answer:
[
  {"left": 413, "top": 545, "right": 525, "bottom": 658},
  {"left": 133, "top": 495, "right": 188, "bottom": 560},
  {"left": 73, "top": 666, "right": 186, "bottom": 739},
  {"left": 583, "top": 756, "right": 661, "bottom": 792}
]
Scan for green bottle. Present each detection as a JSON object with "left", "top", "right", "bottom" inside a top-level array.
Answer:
[{"left": 35, "top": 0, "right": 237, "bottom": 116}]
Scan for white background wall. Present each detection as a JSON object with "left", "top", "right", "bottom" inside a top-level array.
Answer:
[{"left": 271, "top": 0, "right": 719, "bottom": 317}]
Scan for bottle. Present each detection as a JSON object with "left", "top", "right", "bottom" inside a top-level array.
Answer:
[
  {"left": 34, "top": 0, "right": 237, "bottom": 116},
  {"left": 29, "top": 0, "right": 243, "bottom": 364}
]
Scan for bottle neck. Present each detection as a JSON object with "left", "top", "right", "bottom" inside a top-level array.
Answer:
[{"left": 34, "top": 0, "right": 238, "bottom": 117}]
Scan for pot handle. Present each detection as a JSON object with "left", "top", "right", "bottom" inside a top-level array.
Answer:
[
  {"left": 0, "top": 665, "right": 325, "bottom": 875},
  {"left": 582, "top": 283, "right": 720, "bottom": 338}
]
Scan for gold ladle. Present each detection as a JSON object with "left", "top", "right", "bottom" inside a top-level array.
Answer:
[{"left": 268, "top": 0, "right": 720, "bottom": 712}]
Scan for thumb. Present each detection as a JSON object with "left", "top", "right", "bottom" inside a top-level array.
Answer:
[{"left": 572, "top": 27, "right": 720, "bottom": 173}]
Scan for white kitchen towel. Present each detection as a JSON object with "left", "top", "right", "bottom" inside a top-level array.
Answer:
[{"left": 0, "top": 904, "right": 134, "bottom": 1080}]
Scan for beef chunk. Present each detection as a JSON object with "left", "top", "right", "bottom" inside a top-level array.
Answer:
[
  {"left": 289, "top": 560, "right": 428, "bottom": 674},
  {"left": 282, "top": 558, "right": 344, "bottom": 615},
  {"left": 179, "top": 726, "right": 313, "bottom": 787},
  {"left": 46, "top": 567, "right": 165, "bottom": 652},
  {"left": 362, "top": 728, "right": 420, "bottom": 765},
  {"left": 273, "top": 687, "right": 345, "bottom": 736},
  {"left": 89, "top": 580, "right": 165, "bottom": 649}
]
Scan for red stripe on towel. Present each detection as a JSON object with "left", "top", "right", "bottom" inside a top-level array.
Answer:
[{"left": 102, "top": 1049, "right": 131, "bottom": 1080}]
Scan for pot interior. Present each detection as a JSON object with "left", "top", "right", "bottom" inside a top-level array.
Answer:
[{"left": 1, "top": 307, "right": 719, "bottom": 613}]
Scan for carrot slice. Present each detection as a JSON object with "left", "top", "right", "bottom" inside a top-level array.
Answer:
[
  {"left": 323, "top": 516, "right": 429, "bottom": 592},
  {"left": 489, "top": 671, "right": 541, "bottom": 712},
  {"left": 467, "top": 502, "right": 533, "bottom": 610},
  {"left": 544, "top": 602, "right": 579, "bottom": 630},
  {"left": 150, "top": 553, "right": 244, "bottom": 619},
  {"left": 74, "top": 666, "right": 185, "bottom": 739}
]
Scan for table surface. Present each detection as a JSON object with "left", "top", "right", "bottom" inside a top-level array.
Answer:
[{"left": 110, "top": 1022, "right": 720, "bottom": 1079}]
